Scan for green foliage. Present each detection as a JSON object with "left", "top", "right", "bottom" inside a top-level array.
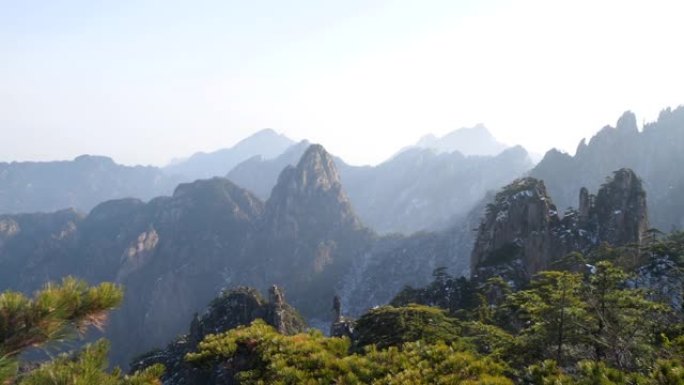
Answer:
[
  {"left": 19, "top": 340, "right": 163, "bottom": 385},
  {"left": 526, "top": 359, "right": 684, "bottom": 385},
  {"left": 644, "top": 231, "right": 684, "bottom": 266},
  {"left": 0, "top": 277, "right": 123, "bottom": 358},
  {"left": 187, "top": 319, "right": 513, "bottom": 385},
  {"left": 499, "top": 262, "right": 672, "bottom": 372},
  {"left": 352, "top": 305, "right": 462, "bottom": 351},
  {"left": 649, "top": 359, "right": 684, "bottom": 385},
  {"left": 459, "top": 321, "right": 518, "bottom": 359},
  {"left": 391, "top": 269, "right": 478, "bottom": 317},
  {"left": 582, "top": 261, "right": 670, "bottom": 370},
  {"left": 182, "top": 251, "right": 683, "bottom": 384},
  {"left": 506, "top": 271, "right": 586, "bottom": 365},
  {"left": 0, "top": 277, "right": 162, "bottom": 385}
]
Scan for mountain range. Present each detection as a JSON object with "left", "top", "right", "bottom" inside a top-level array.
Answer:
[
  {"left": 163, "top": 128, "right": 295, "bottom": 180},
  {"left": 531, "top": 107, "right": 684, "bottom": 231},
  {"left": 0, "top": 126, "right": 531, "bottom": 235},
  {"left": 1, "top": 106, "right": 684, "bottom": 370},
  {"left": 228, "top": 140, "right": 533, "bottom": 234},
  {"left": 412, "top": 123, "right": 508, "bottom": 156},
  {"left": 0, "top": 145, "right": 474, "bottom": 367}
]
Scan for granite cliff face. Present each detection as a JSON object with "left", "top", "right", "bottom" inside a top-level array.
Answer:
[
  {"left": 592, "top": 169, "right": 649, "bottom": 246},
  {"left": 531, "top": 107, "right": 684, "bottom": 231},
  {"left": 471, "top": 169, "right": 649, "bottom": 286}
]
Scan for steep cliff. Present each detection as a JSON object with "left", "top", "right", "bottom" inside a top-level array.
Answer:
[
  {"left": 255, "top": 144, "right": 372, "bottom": 321},
  {"left": 471, "top": 169, "right": 649, "bottom": 286}
]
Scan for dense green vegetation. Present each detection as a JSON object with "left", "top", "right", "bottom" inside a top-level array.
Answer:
[
  {"left": 2, "top": 235, "right": 682, "bottom": 384},
  {"left": 187, "top": 319, "right": 513, "bottom": 385},
  {"left": 183, "top": 238, "right": 683, "bottom": 385},
  {"left": 0, "top": 277, "right": 162, "bottom": 384}
]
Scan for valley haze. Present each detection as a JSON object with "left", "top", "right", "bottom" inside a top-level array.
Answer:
[{"left": 1, "top": 2, "right": 684, "bottom": 385}]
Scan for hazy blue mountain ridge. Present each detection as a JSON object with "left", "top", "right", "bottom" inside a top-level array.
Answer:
[
  {"left": 164, "top": 128, "right": 295, "bottom": 180},
  {"left": 531, "top": 106, "right": 684, "bottom": 231}
]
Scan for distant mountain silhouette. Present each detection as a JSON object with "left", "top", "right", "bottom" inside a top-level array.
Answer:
[
  {"left": 164, "top": 128, "right": 294, "bottom": 180},
  {"left": 0, "top": 155, "right": 180, "bottom": 214},
  {"left": 0, "top": 129, "right": 294, "bottom": 216},
  {"left": 412, "top": 124, "right": 508, "bottom": 156}
]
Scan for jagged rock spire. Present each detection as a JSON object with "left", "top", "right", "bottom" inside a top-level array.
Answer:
[
  {"left": 471, "top": 169, "right": 649, "bottom": 286},
  {"left": 332, "top": 295, "right": 342, "bottom": 323},
  {"left": 593, "top": 168, "right": 648, "bottom": 246}
]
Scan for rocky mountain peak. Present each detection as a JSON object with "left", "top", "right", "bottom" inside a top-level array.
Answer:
[
  {"left": 264, "top": 144, "right": 361, "bottom": 239},
  {"left": 73, "top": 154, "right": 117, "bottom": 166},
  {"left": 470, "top": 177, "right": 560, "bottom": 279},
  {"left": 616, "top": 110, "right": 638, "bottom": 133},
  {"left": 471, "top": 169, "right": 650, "bottom": 287},
  {"left": 171, "top": 177, "right": 265, "bottom": 222},
  {"left": 164, "top": 128, "right": 294, "bottom": 180},
  {"left": 291, "top": 143, "right": 342, "bottom": 193}
]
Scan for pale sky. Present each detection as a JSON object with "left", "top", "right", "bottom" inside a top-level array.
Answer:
[{"left": 1, "top": 0, "right": 684, "bottom": 166}]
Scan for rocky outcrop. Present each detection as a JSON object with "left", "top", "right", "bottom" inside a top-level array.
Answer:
[
  {"left": 131, "top": 286, "right": 306, "bottom": 385},
  {"left": 263, "top": 144, "right": 362, "bottom": 239},
  {"left": 632, "top": 257, "right": 683, "bottom": 313},
  {"left": 330, "top": 295, "right": 355, "bottom": 338},
  {"left": 593, "top": 169, "right": 649, "bottom": 246},
  {"left": 471, "top": 169, "right": 649, "bottom": 286},
  {"left": 531, "top": 107, "right": 684, "bottom": 231}
]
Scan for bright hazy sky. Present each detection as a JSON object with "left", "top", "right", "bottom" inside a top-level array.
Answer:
[{"left": 2, "top": 0, "right": 684, "bottom": 166}]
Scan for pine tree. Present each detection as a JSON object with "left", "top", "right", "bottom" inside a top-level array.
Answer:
[
  {"left": 581, "top": 261, "right": 669, "bottom": 371},
  {"left": 506, "top": 271, "right": 586, "bottom": 365},
  {"left": 0, "top": 277, "right": 162, "bottom": 384}
]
